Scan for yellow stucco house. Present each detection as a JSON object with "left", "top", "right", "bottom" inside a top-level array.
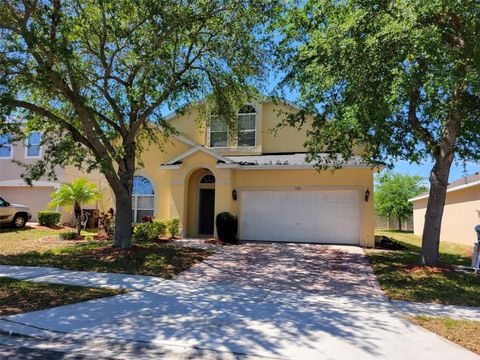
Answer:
[
  {"left": 121, "top": 99, "right": 377, "bottom": 247},
  {"left": 410, "top": 173, "right": 480, "bottom": 245}
]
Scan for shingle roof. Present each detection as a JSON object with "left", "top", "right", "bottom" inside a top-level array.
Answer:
[
  {"left": 410, "top": 172, "right": 480, "bottom": 202},
  {"left": 222, "top": 153, "right": 369, "bottom": 168}
]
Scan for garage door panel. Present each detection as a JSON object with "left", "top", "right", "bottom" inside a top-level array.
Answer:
[
  {"left": 240, "top": 189, "right": 360, "bottom": 244},
  {"left": 0, "top": 187, "right": 55, "bottom": 221}
]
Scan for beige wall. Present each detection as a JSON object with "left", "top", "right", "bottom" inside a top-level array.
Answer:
[{"left": 413, "top": 186, "right": 480, "bottom": 245}]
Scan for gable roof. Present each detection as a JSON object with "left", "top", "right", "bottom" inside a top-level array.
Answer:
[
  {"left": 409, "top": 172, "right": 480, "bottom": 202},
  {"left": 161, "top": 145, "right": 234, "bottom": 166}
]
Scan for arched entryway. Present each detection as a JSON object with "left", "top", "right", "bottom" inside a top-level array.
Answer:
[{"left": 186, "top": 169, "right": 216, "bottom": 236}]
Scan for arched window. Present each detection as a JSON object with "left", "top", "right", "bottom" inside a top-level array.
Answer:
[
  {"left": 132, "top": 176, "right": 154, "bottom": 222},
  {"left": 237, "top": 105, "right": 256, "bottom": 146},
  {"left": 200, "top": 174, "right": 215, "bottom": 184}
]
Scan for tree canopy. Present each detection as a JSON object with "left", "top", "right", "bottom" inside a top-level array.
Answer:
[
  {"left": 276, "top": 0, "right": 480, "bottom": 264},
  {"left": 0, "top": 0, "right": 279, "bottom": 247},
  {"left": 375, "top": 173, "right": 427, "bottom": 231}
]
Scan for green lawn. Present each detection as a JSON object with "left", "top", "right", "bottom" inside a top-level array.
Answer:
[
  {"left": 367, "top": 230, "right": 479, "bottom": 306},
  {"left": 409, "top": 316, "right": 480, "bottom": 355},
  {"left": 0, "top": 227, "right": 211, "bottom": 278},
  {"left": 0, "top": 277, "right": 123, "bottom": 316}
]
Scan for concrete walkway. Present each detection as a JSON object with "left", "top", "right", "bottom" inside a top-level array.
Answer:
[
  {"left": 0, "top": 243, "right": 479, "bottom": 359},
  {"left": 392, "top": 300, "right": 480, "bottom": 321}
]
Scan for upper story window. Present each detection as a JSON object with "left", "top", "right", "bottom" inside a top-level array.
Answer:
[
  {"left": 26, "top": 132, "right": 42, "bottom": 158},
  {"left": 209, "top": 115, "right": 228, "bottom": 147},
  {"left": 0, "top": 134, "right": 12, "bottom": 158},
  {"left": 209, "top": 105, "right": 257, "bottom": 148},
  {"left": 237, "top": 105, "right": 256, "bottom": 146}
]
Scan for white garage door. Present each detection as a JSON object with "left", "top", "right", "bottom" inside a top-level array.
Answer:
[{"left": 239, "top": 190, "right": 361, "bottom": 244}]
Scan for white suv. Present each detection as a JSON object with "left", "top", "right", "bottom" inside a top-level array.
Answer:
[{"left": 0, "top": 197, "right": 32, "bottom": 228}]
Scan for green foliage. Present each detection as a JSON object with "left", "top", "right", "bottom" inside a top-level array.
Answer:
[
  {"left": 98, "top": 209, "right": 115, "bottom": 240},
  {"left": 166, "top": 218, "right": 180, "bottom": 238},
  {"left": 58, "top": 231, "right": 77, "bottom": 240},
  {"left": 84, "top": 234, "right": 94, "bottom": 241},
  {"left": 132, "top": 220, "right": 167, "bottom": 243},
  {"left": 49, "top": 178, "right": 100, "bottom": 209},
  {"left": 375, "top": 173, "right": 427, "bottom": 227},
  {"left": 0, "top": 0, "right": 280, "bottom": 248},
  {"left": 215, "top": 212, "right": 238, "bottom": 243},
  {"left": 37, "top": 211, "right": 61, "bottom": 227},
  {"left": 276, "top": 0, "right": 480, "bottom": 167}
]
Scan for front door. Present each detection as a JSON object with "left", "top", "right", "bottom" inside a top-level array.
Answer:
[{"left": 199, "top": 189, "right": 215, "bottom": 235}]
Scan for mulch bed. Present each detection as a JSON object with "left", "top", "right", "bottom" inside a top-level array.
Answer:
[
  {"left": 375, "top": 236, "right": 407, "bottom": 250},
  {"left": 400, "top": 264, "right": 455, "bottom": 274}
]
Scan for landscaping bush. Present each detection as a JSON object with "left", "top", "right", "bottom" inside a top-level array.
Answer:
[
  {"left": 167, "top": 218, "right": 180, "bottom": 238},
  {"left": 215, "top": 212, "right": 238, "bottom": 243},
  {"left": 58, "top": 231, "right": 77, "bottom": 240},
  {"left": 98, "top": 208, "right": 115, "bottom": 240},
  {"left": 37, "top": 211, "right": 61, "bottom": 227},
  {"left": 84, "top": 234, "right": 94, "bottom": 241},
  {"left": 132, "top": 220, "right": 167, "bottom": 242}
]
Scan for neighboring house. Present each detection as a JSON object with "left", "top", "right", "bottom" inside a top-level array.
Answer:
[
  {"left": 0, "top": 132, "right": 109, "bottom": 223},
  {"left": 410, "top": 173, "right": 480, "bottom": 245},
  {"left": 119, "top": 99, "right": 378, "bottom": 246}
]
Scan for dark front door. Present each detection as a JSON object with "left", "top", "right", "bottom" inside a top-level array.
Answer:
[{"left": 199, "top": 189, "right": 215, "bottom": 234}]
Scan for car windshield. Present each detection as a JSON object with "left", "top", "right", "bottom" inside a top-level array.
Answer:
[{"left": 0, "top": 197, "right": 7, "bottom": 206}]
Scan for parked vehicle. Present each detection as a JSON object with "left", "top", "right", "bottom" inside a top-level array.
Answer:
[{"left": 0, "top": 197, "right": 32, "bottom": 228}]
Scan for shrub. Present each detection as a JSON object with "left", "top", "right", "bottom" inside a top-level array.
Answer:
[
  {"left": 58, "top": 231, "right": 77, "bottom": 240},
  {"left": 132, "top": 220, "right": 166, "bottom": 242},
  {"left": 37, "top": 211, "right": 61, "bottom": 227},
  {"left": 167, "top": 218, "right": 180, "bottom": 238},
  {"left": 84, "top": 234, "right": 94, "bottom": 241},
  {"left": 98, "top": 208, "right": 115, "bottom": 240},
  {"left": 215, "top": 212, "right": 238, "bottom": 243},
  {"left": 142, "top": 215, "right": 155, "bottom": 223}
]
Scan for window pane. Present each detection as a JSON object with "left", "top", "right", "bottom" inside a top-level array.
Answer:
[
  {"left": 0, "top": 146, "right": 11, "bottom": 157},
  {"left": 28, "top": 132, "right": 41, "bottom": 145},
  {"left": 238, "top": 130, "right": 256, "bottom": 146},
  {"left": 136, "top": 210, "right": 154, "bottom": 221},
  {"left": 210, "top": 116, "right": 227, "bottom": 132},
  {"left": 133, "top": 176, "right": 154, "bottom": 194},
  {"left": 210, "top": 131, "right": 227, "bottom": 147},
  {"left": 238, "top": 114, "right": 256, "bottom": 130},
  {"left": 136, "top": 195, "right": 154, "bottom": 209},
  {"left": 27, "top": 145, "right": 40, "bottom": 157}
]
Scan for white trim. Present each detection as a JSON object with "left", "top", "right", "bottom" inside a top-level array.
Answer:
[
  {"left": 132, "top": 174, "right": 156, "bottom": 223},
  {"left": 24, "top": 131, "right": 42, "bottom": 159},
  {"left": 0, "top": 179, "right": 60, "bottom": 187},
  {"left": 409, "top": 179, "right": 480, "bottom": 202},
  {"left": 163, "top": 145, "right": 231, "bottom": 166}
]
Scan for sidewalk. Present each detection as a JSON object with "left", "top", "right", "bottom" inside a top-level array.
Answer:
[{"left": 392, "top": 300, "right": 480, "bottom": 321}]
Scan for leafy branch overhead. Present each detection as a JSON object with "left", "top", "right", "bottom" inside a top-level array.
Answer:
[{"left": 0, "top": 0, "right": 279, "bottom": 248}]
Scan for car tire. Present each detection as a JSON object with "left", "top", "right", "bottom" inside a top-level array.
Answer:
[{"left": 12, "top": 214, "right": 27, "bottom": 228}]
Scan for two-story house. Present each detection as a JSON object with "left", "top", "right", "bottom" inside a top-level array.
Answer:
[
  {"left": 125, "top": 99, "right": 378, "bottom": 246},
  {"left": 0, "top": 131, "right": 108, "bottom": 223}
]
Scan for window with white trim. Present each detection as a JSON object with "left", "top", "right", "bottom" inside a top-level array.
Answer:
[
  {"left": 237, "top": 105, "right": 256, "bottom": 146},
  {"left": 26, "top": 132, "right": 42, "bottom": 158},
  {"left": 0, "top": 134, "right": 12, "bottom": 158},
  {"left": 132, "top": 176, "right": 154, "bottom": 222},
  {"left": 209, "top": 115, "right": 228, "bottom": 147}
]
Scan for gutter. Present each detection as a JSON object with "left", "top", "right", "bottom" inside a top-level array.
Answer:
[{"left": 409, "top": 179, "right": 480, "bottom": 202}]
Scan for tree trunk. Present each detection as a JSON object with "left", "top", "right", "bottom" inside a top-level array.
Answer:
[
  {"left": 113, "top": 191, "right": 133, "bottom": 248},
  {"left": 421, "top": 156, "right": 453, "bottom": 265},
  {"left": 398, "top": 218, "right": 402, "bottom": 231},
  {"left": 74, "top": 202, "right": 82, "bottom": 236}
]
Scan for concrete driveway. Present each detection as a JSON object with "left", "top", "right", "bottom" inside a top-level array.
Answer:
[{"left": 1, "top": 242, "right": 478, "bottom": 360}]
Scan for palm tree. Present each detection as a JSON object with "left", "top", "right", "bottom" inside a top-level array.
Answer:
[{"left": 49, "top": 178, "right": 100, "bottom": 236}]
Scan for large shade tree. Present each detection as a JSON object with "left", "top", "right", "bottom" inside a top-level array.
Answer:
[
  {"left": 276, "top": 0, "right": 480, "bottom": 265},
  {"left": 0, "top": 0, "right": 279, "bottom": 248}
]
